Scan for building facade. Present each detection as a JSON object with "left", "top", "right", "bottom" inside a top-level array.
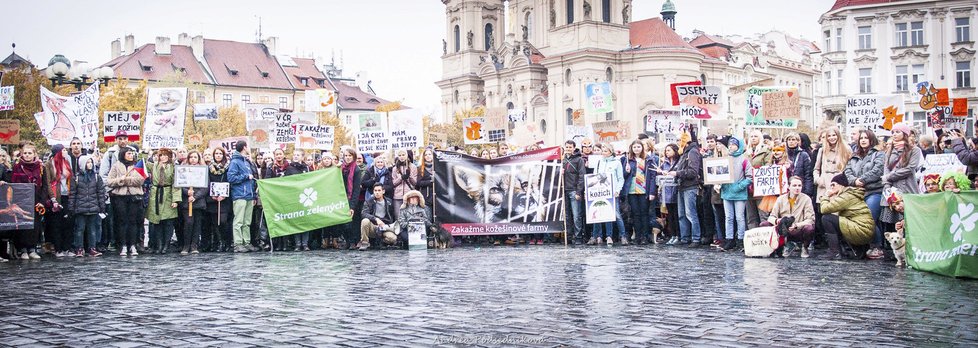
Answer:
[{"left": 820, "top": 0, "right": 977, "bottom": 135}]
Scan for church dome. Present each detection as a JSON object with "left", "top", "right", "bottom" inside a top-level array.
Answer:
[{"left": 661, "top": 0, "right": 676, "bottom": 13}]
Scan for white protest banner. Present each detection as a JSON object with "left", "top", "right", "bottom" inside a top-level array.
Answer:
[
  {"left": 142, "top": 87, "right": 187, "bottom": 149},
  {"left": 585, "top": 173, "right": 616, "bottom": 224},
  {"left": 37, "top": 83, "right": 100, "bottom": 146},
  {"left": 483, "top": 107, "right": 508, "bottom": 143},
  {"left": 356, "top": 112, "right": 390, "bottom": 153},
  {"left": 245, "top": 103, "right": 278, "bottom": 131},
  {"left": 585, "top": 82, "right": 614, "bottom": 115},
  {"left": 248, "top": 120, "right": 271, "bottom": 149},
  {"left": 761, "top": 90, "right": 800, "bottom": 119},
  {"left": 645, "top": 109, "right": 684, "bottom": 143},
  {"left": 209, "top": 136, "right": 250, "bottom": 154},
  {"left": 566, "top": 125, "right": 594, "bottom": 147},
  {"left": 174, "top": 165, "right": 209, "bottom": 188},
  {"left": 295, "top": 124, "right": 334, "bottom": 150},
  {"left": 510, "top": 120, "right": 545, "bottom": 147},
  {"left": 304, "top": 89, "right": 336, "bottom": 113},
  {"left": 675, "top": 85, "right": 722, "bottom": 119},
  {"left": 103, "top": 111, "right": 141, "bottom": 142},
  {"left": 919, "top": 154, "right": 966, "bottom": 177},
  {"left": 746, "top": 86, "right": 798, "bottom": 129},
  {"left": 193, "top": 103, "right": 217, "bottom": 121},
  {"left": 507, "top": 109, "right": 527, "bottom": 123},
  {"left": 273, "top": 112, "right": 316, "bottom": 146},
  {"left": 0, "top": 86, "right": 14, "bottom": 111},
  {"left": 389, "top": 109, "right": 424, "bottom": 150},
  {"left": 845, "top": 94, "right": 905, "bottom": 136},
  {"left": 463, "top": 117, "right": 489, "bottom": 145},
  {"left": 753, "top": 165, "right": 787, "bottom": 197},
  {"left": 209, "top": 182, "right": 229, "bottom": 198}
]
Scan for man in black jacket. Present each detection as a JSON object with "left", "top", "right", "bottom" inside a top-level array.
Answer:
[
  {"left": 359, "top": 184, "right": 397, "bottom": 250},
  {"left": 669, "top": 130, "right": 704, "bottom": 246},
  {"left": 562, "top": 141, "right": 586, "bottom": 244}
]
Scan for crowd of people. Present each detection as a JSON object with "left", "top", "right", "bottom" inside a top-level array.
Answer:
[{"left": 0, "top": 122, "right": 974, "bottom": 262}]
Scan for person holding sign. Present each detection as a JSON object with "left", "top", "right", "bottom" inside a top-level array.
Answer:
[
  {"left": 147, "top": 148, "right": 182, "bottom": 254},
  {"left": 621, "top": 140, "right": 657, "bottom": 245},
  {"left": 589, "top": 143, "right": 624, "bottom": 245},
  {"left": 205, "top": 147, "right": 231, "bottom": 252},
  {"left": 8, "top": 142, "right": 50, "bottom": 260},
  {"left": 658, "top": 144, "right": 681, "bottom": 245},
  {"left": 179, "top": 151, "right": 207, "bottom": 255},
  {"left": 719, "top": 137, "right": 753, "bottom": 252},
  {"left": 391, "top": 149, "right": 418, "bottom": 218},
  {"left": 765, "top": 176, "right": 816, "bottom": 258},
  {"left": 843, "top": 129, "right": 885, "bottom": 260}
]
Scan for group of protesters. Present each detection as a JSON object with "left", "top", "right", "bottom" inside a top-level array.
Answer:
[{"left": 0, "top": 121, "right": 974, "bottom": 262}]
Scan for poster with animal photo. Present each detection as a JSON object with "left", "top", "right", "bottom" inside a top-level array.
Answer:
[
  {"left": 0, "top": 86, "right": 14, "bottom": 111},
  {"left": 245, "top": 103, "right": 278, "bottom": 131},
  {"left": 645, "top": 109, "right": 684, "bottom": 143},
  {"left": 0, "top": 183, "right": 35, "bottom": 231},
  {"left": 356, "top": 112, "right": 390, "bottom": 153},
  {"left": 295, "top": 124, "right": 334, "bottom": 150},
  {"left": 585, "top": 174, "right": 616, "bottom": 224},
  {"left": 209, "top": 182, "right": 229, "bottom": 198},
  {"left": 462, "top": 117, "right": 489, "bottom": 145},
  {"left": 389, "top": 109, "right": 424, "bottom": 150},
  {"left": 703, "top": 157, "right": 734, "bottom": 185},
  {"left": 103, "top": 111, "right": 141, "bottom": 142},
  {"left": 143, "top": 87, "right": 187, "bottom": 149},
  {"left": 0, "top": 119, "right": 20, "bottom": 145},
  {"left": 745, "top": 86, "right": 798, "bottom": 129},
  {"left": 37, "top": 83, "right": 100, "bottom": 146},
  {"left": 434, "top": 147, "right": 564, "bottom": 235},
  {"left": 845, "top": 94, "right": 905, "bottom": 136},
  {"left": 174, "top": 165, "right": 209, "bottom": 188},
  {"left": 193, "top": 103, "right": 218, "bottom": 121},
  {"left": 675, "top": 85, "right": 722, "bottom": 119},
  {"left": 585, "top": 82, "right": 614, "bottom": 115},
  {"left": 592, "top": 120, "right": 628, "bottom": 142}
]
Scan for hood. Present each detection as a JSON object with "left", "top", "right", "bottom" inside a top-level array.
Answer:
[
  {"left": 79, "top": 155, "right": 96, "bottom": 175},
  {"left": 728, "top": 137, "right": 746, "bottom": 157},
  {"left": 401, "top": 190, "right": 426, "bottom": 208}
]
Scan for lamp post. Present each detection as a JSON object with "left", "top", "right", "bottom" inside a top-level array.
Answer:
[{"left": 45, "top": 54, "right": 113, "bottom": 90}]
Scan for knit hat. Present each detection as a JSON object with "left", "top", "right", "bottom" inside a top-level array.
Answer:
[
  {"left": 51, "top": 144, "right": 65, "bottom": 156},
  {"left": 886, "top": 189, "right": 903, "bottom": 205},
  {"left": 831, "top": 173, "right": 849, "bottom": 187},
  {"left": 891, "top": 121, "right": 912, "bottom": 136}
]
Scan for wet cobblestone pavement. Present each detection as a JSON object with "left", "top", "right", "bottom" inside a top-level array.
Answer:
[{"left": 1, "top": 245, "right": 977, "bottom": 347}]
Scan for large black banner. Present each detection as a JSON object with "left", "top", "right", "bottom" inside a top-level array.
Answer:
[
  {"left": 0, "top": 183, "right": 35, "bottom": 231},
  {"left": 434, "top": 147, "right": 565, "bottom": 236}
]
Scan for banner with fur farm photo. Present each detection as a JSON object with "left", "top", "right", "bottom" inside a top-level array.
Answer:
[{"left": 434, "top": 147, "right": 565, "bottom": 236}]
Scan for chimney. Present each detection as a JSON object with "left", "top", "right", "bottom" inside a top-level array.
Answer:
[
  {"left": 262, "top": 36, "right": 278, "bottom": 56},
  {"left": 155, "top": 36, "right": 171, "bottom": 55},
  {"left": 355, "top": 71, "right": 369, "bottom": 91},
  {"left": 111, "top": 39, "right": 122, "bottom": 59},
  {"left": 191, "top": 35, "right": 204, "bottom": 61},
  {"left": 124, "top": 34, "right": 135, "bottom": 55},
  {"left": 178, "top": 33, "right": 190, "bottom": 46}
]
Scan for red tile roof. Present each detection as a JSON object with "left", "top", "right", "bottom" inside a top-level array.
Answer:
[
  {"left": 689, "top": 34, "right": 735, "bottom": 48},
  {"left": 100, "top": 44, "right": 212, "bottom": 84},
  {"left": 629, "top": 18, "right": 697, "bottom": 50},
  {"left": 283, "top": 57, "right": 331, "bottom": 91},
  {"left": 332, "top": 80, "right": 393, "bottom": 111},
  {"left": 201, "top": 39, "right": 292, "bottom": 90},
  {"left": 698, "top": 46, "right": 730, "bottom": 59},
  {"left": 828, "top": 0, "right": 902, "bottom": 12}
]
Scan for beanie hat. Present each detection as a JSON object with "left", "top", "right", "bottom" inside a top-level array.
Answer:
[
  {"left": 51, "top": 144, "right": 65, "bottom": 156},
  {"left": 831, "top": 173, "right": 849, "bottom": 187},
  {"left": 891, "top": 122, "right": 912, "bottom": 136}
]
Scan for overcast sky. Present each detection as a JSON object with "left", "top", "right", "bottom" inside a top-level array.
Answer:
[{"left": 1, "top": 0, "right": 832, "bottom": 118}]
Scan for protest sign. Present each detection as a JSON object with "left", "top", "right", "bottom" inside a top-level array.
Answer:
[
  {"left": 752, "top": 165, "right": 788, "bottom": 197},
  {"left": 428, "top": 131, "right": 447, "bottom": 147},
  {"left": 0, "top": 119, "right": 20, "bottom": 145},
  {"left": 143, "top": 87, "right": 187, "bottom": 149},
  {"left": 37, "top": 83, "right": 100, "bottom": 146},
  {"left": 389, "top": 109, "right": 424, "bottom": 150},
  {"left": 187, "top": 133, "right": 203, "bottom": 146},
  {"left": 273, "top": 112, "right": 316, "bottom": 146},
  {"left": 746, "top": 86, "right": 798, "bottom": 128},
  {"left": 566, "top": 125, "right": 594, "bottom": 147},
  {"left": 304, "top": 89, "right": 337, "bottom": 113},
  {"left": 245, "top": 103, "right": 278, "bottom": 131},
  {"left": 585, "top": 174, "right": 616, "bottom": 224},
  {"left": 0, "top": 86, "right": 13, "bottom": 111},
  {"left": 952, "top": 98, "right": 969, "bottom": 117},
  {"left": 593, "top": 120, "right": 627, "bottom": 142},
  {"left": 670, "top": 81, "right": 701, "bottom": 106},
  {"left": 193, "top": 103, "right": 218, "bottom": 120},
  {"left": 295, "top": 124, "right": 334, "bottom": 150},
  {"left": 676, "top": 85, "right": 721, "bottom": 119},
  {"left": 259, "top": 168, "right": 353, "bottom": 238},
  {"left": 463, "top": 117, "right": 489, "bottom": 145},
  {"left": 103, "top": 111, "right": 141, "bottom": 142},
  {"left": 248, "top": 120, "right": 271, "bottom": 149},
  {"left": 703, "top": 157, "right": 734, "bottom": 185},
  {"left": 507, "top": 109, "right": 527, "bottom": 123},
  {"left": 0, "top": 183, "right": 35, "bottom": 231},
  {"left": 761, "top": 90, "right": 800, "bottom": 119},
  {"left": 209, "top": 136, "right": 250, "bottom": 154},
  {"left": 483, "top": 108, "right": 508, "bottom": 142},
  {"left": 585, "top": 82, "right": 614, "bottom": 115},
  {"left": 937, "top": 88, "right": 950, "bottom": 106},
  {"left": 510, "top": 120, "right": 545, "bottom": 147},
  {"left": 209, "top": 182, "right": 229, "bottom": 198},
  {"left": 645, "top": 109, "right": 684, "bottom": 143},
  {"left": 845, "top": 94, "right": 905, "bottom": 136},
  {"left": 919, "top": 154, "right": 966, "bottom": 178},
  {"left": 356, "top": 112, "right": 390, "bottom": 153},
  {"left": 174, "top": 165, "right": 209, "bottom": 188}
]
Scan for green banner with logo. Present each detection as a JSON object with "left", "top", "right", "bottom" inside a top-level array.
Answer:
[
  {"left": 905, "top": 192, "right": 978, "bottom": 279},
  {"left": 258, "top": 168, "right": 352, "bottom": 238}
]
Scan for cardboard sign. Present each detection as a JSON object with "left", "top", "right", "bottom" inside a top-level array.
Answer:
[
  {"left": 845, "top": 94, "right": 905, "bottom": 136},
  {"left": 703, "top": 157, "right": 734, "bottom": 185},
  {"left": 103, "top": 111, "right": 141, "bottom": 142},
  {"left": 670, "top": 81, "right": 702, "bottom": 106},
  {"left": 676, "top": 85, "right": 722, "bottom": 119},
  {"left": 952, "top": 98, "right": 969, "bottom": 117},
  {"left": 752, "top": 165, "right": 788, "bottom": 197},
  {"left": 174, "top": 165, "right": 209, "bottom": 188},
  {"left": 593, "top": 120, "right": 627, "bottom": 142},
  {"left": 585, "top": 174, "right": 616, "bottom": 224},
  {"left": 745, "top": 86, "right": 798, "bottom": 129},
  {"left": 209, "top": 182, "right": 230, "bottom": 198},
  {"left": 936, "top": 88, "right": 949, "bottom": 106},
  {"left": 0, "top": 86, "right": 13, "bottom": 111},
  {"left": 295, "top": 124, "right": 334, "bottom": 150},
  {"left": 744, "top": 226, "right": 779, "bottom": 257},
  {"left": 761, "top": 90, "right": 800, "bottom": 119},
  {"left": 428, "top": 131, "right": 447, "bottom": 147},
  {"left": 0, "top": 119, "right": 20, "bottom": 145}
]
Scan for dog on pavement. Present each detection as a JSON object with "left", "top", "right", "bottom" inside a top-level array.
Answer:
[
  {"left": 431, "top": 225, "right": 453, "bottom": 249},
  {"left": 885, "top": 232, "right": 907, "bottom": 267}
]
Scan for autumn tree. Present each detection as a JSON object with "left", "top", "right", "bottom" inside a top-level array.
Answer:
[{"left": 0, "top": 67, "right": 74, "bottom": 155}]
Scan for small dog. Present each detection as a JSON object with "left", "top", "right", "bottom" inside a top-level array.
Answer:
[
  {"left": 431, "top": 225, "right": 453, "bottom": 249},
  {"left": 652, "top": 218, "right": 666, "bottom": 244},
  {"left": 885, "top": 232, "right": 907, "bottom": 267},
  {"left": 771, "top": 216, "right": 795, "bottom": 257}
]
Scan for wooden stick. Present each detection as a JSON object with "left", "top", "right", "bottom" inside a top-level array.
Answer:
[{"left": 188, "top": 188, "right": 194, "bottom": 217}]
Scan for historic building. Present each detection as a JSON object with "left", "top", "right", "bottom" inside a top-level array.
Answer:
[{"left": 819, "top": 0, "right": 977, "bottom": 135}]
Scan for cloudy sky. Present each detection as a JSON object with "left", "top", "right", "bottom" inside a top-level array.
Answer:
[{"left": 1, "top": 0, "right": 832, "bottom": 118}]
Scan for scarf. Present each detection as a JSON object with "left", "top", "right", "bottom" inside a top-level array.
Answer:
[
  {"left": 209, "top": 161, "right": 228, "bottom": 176},
  {"left": 14, "top": 159, "right": 44, "bottom": 192},
  {"left": 343, "top": 161, "right": 356, "bottom": 199}
]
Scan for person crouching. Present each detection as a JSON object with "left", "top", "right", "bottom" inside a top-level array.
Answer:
[{"left": 359, "top": 184, "right": 396, "bottom": 251}]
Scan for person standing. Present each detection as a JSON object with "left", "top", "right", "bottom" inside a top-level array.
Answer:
[
  {"left": 8, "top": 142, "right": 50, "bottom": 259},
  {"left": 147, "top": 148, "right": 181, "bottom": 254},
  {"left": 205, "top": 147, "right": 231, "bottom": 252},
  {"left": 227, "top": 141, "right": 257, "bottom": 253},
  {"left": 44, "top": 144, "right": 73, "bottom": 257},
  {"left": 390, "top": 149, "right": 418, "bottom": 217},
  {"left": 620, "top": 140, "right": 656, "bottom": 245},
  {"left": 179, "top": 151, "right": 207, "bottom": 255},
  {"left": 341, "top": 148, "right": 363, "bottom": 250},
  {"left": 880, "top": 123, "right": 922, "bottom": 238},
  {"left": 589, "top": 143, "right": 625, "bottom": 245},
  {"left": 671, "top": 130, "right": 704, "bottom": 246},
  {"left": 844, "top": 129, "right": 885, "bottom": 259},
  {"left": 107, "top": 146, "right": 145, "bottom": 256},
  {"left": 99, "top": 130, "right": 130, "bottom": 252},
  {"left": 68, "top": 155, "right": 105, "bottom": 257},
  {"left": 562, "top": 141, "right": 586, "bottom": 245},
  {"left": 720, "top": 137, "right": 753, "bottom": 251}
]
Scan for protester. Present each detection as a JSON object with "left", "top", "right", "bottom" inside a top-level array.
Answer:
[
  {"left": 341, "top": 148, "right": 364, "bottom": 250},
  {"left": 844, "top": 129, "right": 886, "bottom": 259},
  {"left": 178, "top": 151, "right": 207, "bottom": 255},
  {"left": 227, "top": 141, "right": 257, "bottom": 253},
  {"left": 819, "top": 174, "right": 874, "bottom": 259},
  {"left": 922, "top": 173, "right": 942, "bottom": 194},
  {"left": 621, "top": 139, "right": 656, "bottom": 245},
  {"left": 359, "top": 184, "right": 396, "bottom": 250},
  {"left": 205, "top": 147, "right": 231, "bottom": 252},
  {"left": 766, "top": 176, "right": 816, "bottom": 257},
  {"left": 562, "top": 141, "right": 586, "bottom": 245},
  {"left": 68, "top": 155, "right": 105, "bottom": 257},
  {"left": 107, "top": 145, "right": 145, "bottom": 256},
  {"left": 746, "top": 130, "right": 771, "bottom": 229},
  {"left": 9, "top": 142, "right": 49, "bottom": 259},
  {"left": 590, "top": 143, "right": 625, "bottom": 245},
  {"left": 718, "top": 137, "right": 752, "bottom": 251},
  {"left": 390, "top": 149, "right": 418, "bottom": 217},
  {"left": 416, "top": 148, "right": 435, "bottom": 222},
  {"left": 941, "top": 171, "right": 971, "bottom": 193},
  {"left": 672, "top": 129, "right": 703, "bottom": 246},
  {"left": 147, "top": 148, "right": 180, "bottom": 254},
  {"left": 702, "top": 136, "right": 727, "bottom": 247},
  {"left": 658, "top": 144, "right": 680, "bottom": 245},
  {"left": 880, "top": 123, "right": 922, "bottom": 235},
  {"left": 286, "top": 150, "right": 311, "bottom": 251},
  {"left": 397, "top": 190, "right": 430, "bottom": 247}
]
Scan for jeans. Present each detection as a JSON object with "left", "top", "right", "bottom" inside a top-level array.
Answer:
[
  {"left": 112, "top": 195, "right": 142, "bottom": 248},
  {"left": 677, "top": 188, "right": 701, "bottom": 243},
  {"left": 723, "top": 200, "right": 748, "bottom": 240},
  {"left": 564, "top": 192, "right": 584, "bottom": 241},
  {"left": 627, "top": 194, "right": 649, "bottom": 242},
  {"left": 73, "top": 214, "right": 101, "bottom": 250},
  {"left": 592, "top": 204, "right": 625, "bottom": 240},
  {"left": 294, "top": 232, "right": 309, "bottom": 248},
  {"left": 865, "top": 193, "right": 883, "bottom": 247},
  {"left": 232, "top": 200, "right": 254, "bottom": 246}
]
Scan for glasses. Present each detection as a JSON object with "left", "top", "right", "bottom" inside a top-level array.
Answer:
[{"left": 582, "top": 145, "right": 592, "bottom": 148}]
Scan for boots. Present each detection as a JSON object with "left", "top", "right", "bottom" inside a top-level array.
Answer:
[{"left": 821, "top": 233, "right": 842, "bottom": 260}]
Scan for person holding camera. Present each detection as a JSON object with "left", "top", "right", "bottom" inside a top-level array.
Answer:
[{"left": 946, "top": 128, "right": 978, "bottom": 179}]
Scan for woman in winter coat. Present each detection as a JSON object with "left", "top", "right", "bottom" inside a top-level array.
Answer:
[
  {"left": 7, "top": 142, "right": 51, "bottom": 259},
  {"left": 178, "top": 151, "right": 207, "bottom": 255},
  {"left": 844, "top": 129, "right": 886, "bottom": 259},
  {"left": 107, "top": 146, "right": 145, "bottom": 256},
  {"left": 720, "top": 137, "right": 754, "bottom": 251},
  {"left": 286, "top": 150, "right": 311, "bottom": 251},
  {"left": 45, "top": 144, "right": 73, "bottom": 257},
  {"left": 766, "top": 176, "right": 816, "bottom": 258},
  {"left": 620, "top": 140, "right": 657, "bottom": 245},
  {"left": 205, "top": 147, "right": 231, "bottom": 252},
  {"left": 397, "top": 190, "right": 430, "bottom": 248},
  {"left": 147, "top": 148, "right": 181, "bottom": 254},
  {"left": 814, "top": 126, "right": 852, "bottom": 203},
  {"left": 361, "top": 154, "right": 393, "bottom": 201},
  {"left": 820, "top": 174, "right": 874, "bottom": 259},
  {"left": 416, "top": 148, "right": 435, "bottom": 222},
  {"left": 589, "top": 143, "right": 625, "bottom": 245},
  {"left": 69, "top": 155, "right": 106, "bottom": 257},
  {"left": 391, "top": 149, "right": 418, "bottom": 217},
  {"left": 785, "top": 132, "right": 814, "bottom": 198},
  {"left": 880, "top": 123, "right": 922, "bottom": 233},
  {"left": 658, "top": 144, "right": 681, "bottom": 245},
  {"left": 341, "top": 148, "right": 364, "bottom": 250}
]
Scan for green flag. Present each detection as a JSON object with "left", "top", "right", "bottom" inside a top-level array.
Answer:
[
  {"left": 258, "top": 168, "right": 352, "bottom": 238},
  {"left": 905, "top": 192, "right": 978, "bottom": 279}
]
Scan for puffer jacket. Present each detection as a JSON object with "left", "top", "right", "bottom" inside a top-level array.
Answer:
[
  {"left": 787, "top": 146, "right": 814, "bottom": 197},
  {"left": 721, "top": 138, "right": 753, "bottom": 201},
  {"left": 227, "top": 151, "right": 256, "bottom": 201},
  {"left": 398, "top": 191, "right": 431, "bottom": 229},
  {"left": 819, "top": 186, "right": 874, "bottom": 246},
  {"left": 69, "top": 171, "right": 106, "bottom": 215},
  {"left": 881, "top": 145, "right": 922, "bottom": 207},
  {"left": 844, "top": 148, "right": 885, "bottom": 196}
]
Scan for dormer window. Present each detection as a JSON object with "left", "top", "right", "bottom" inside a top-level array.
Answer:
[
  {"left": 368, "top": 98, "right": 380, "bottom": 104},
  {"left": 301, "top": 78, "right": 309, "bottom": 87},
  {"left": 346, "top": 97, "right": 360, "bottom": 103},
  {"left": 256, "top": 65, "right": 269, "bottom": 78},
  {"left": 139, "top": 61, "right": 152, "bottom": 72},
  {"left": 225, "top": 64, "right": 238, "bottom": 76}
]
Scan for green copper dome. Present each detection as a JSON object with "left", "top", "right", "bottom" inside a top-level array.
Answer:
[{"left": 661, "top": 0, "right": 676, "bottom": 13}]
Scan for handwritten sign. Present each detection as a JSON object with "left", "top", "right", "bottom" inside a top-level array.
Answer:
[
  {"left": 272, "top": 112, "right": 316, "bottom": 146},
  {"left": 761, "top": 90, "right": 800, "bottom": 119},
  {"left": 174, "top": 165, "right": 209, "bottom": 188},
  {"left": 356, "top": 113, "right": 390, "bottom": 153},
  {"left": 103, "top": 111, "right": 141, "bottom": 142},
  {"left": 295, "top": 124, "right": 334, "bottom": 150},
  {"left": 670, "top": 81, "right": 701, "bottom": 106},
  {"left": 753, "top": 165, "right": 787, "bottom": 197},
  {"left": 428, "top": 131, "right": 447, "bottom": 147},
  {"left": 142, "top": 87, "right": 186, "bottom": 150},
  {"left": 675, "top": 85, "right": 722, "bottom": 119},
  {"left": 389, "top": 109, "right": 424, "bottom": 150},
  {"left": 746, "top": 86, "right": 798, "bottom": 129},
  {"left": 0, "top": 119, "right": 20, "bottom": 145},
  {"left": 585, "top": 82, "right": 614, "bottom": 115},
  {"left": 645, "top": 109, "right": 684, "bottom": 143},
  {"left": 566, "top": 125, "right": 594, "bottom": 147},
  {"left": 0, "top": 86, "right": 13, "bottom": 111},
  {"left": 846, "top": 94, "right": 905, "bottom": 136},
  {"left": 919, "top": 154, "right": 965, "bottom": 177},
  {"left": 245, "top": 103, "right": 278, "bottom": 131},
  {"left": 209, "top": 136, "right": 250, "bottom": 154}
]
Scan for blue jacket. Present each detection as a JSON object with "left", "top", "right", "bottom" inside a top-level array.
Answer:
[
  {"left": 721, "top": 137, "right": 753, "bottom": 201},
  {"left": 620, "top": 154, "right": 657, "bottom": 198},
  {"left": 227, "top": 151, "right": 256, "bottom": 201},
  {"left": 595, "top": 155, "right": 624, "bottom": 196}
]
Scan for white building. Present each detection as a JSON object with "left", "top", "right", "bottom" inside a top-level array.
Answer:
[{"left": 819, "top": 0, "right": 977, "bottom": 135}]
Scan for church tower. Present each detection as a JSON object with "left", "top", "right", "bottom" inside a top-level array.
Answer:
[
  {"left": 661, "top": 0, "right": 677, "bottom": 30},
  {"left": 436, "top": 0, "right": 505, "bottom": 120}
]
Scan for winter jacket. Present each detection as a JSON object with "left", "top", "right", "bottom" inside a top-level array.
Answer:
[
  {"left": 390, "top": 163, "right": 418, "bottom": 200},
  {"left": 814, "top": 147, "right": 846, "bottom": 200},
  {"left": 398, "top": 191, "right": 431, "bottom": 230},
  {"left": 769, "top": 193, "right": 815, "bottom": 229},
  {"left": 264, "top": 161, "right": 289, "bottom": 179},
  {"left": 342, "top": 164, "right": 364, "bottom": 212},
  {"left": 284, "top": 161, "right": 308, "bottom": 176},
  {"left": 180, "top": 186, "right": 208, "bottom": 210},
  {"left": 721, "top": 138, "right": 753, "bottom": 201},
  {"left": 417, "top": 162, "right": 434, "bottom": 207},
  {"left": 748, "top": 144, "right": 772, "bottom": 168},
  {"left": 227, "top": 151, "right": 256, "bottom": 201},
  {"left": 819, "top": 186, "right": 874, "bottom": 246},
  {"left": 881, "top": 145, "right": 922, "bottom": 205},
  {"left": 11, "top": 160, "right": 51, "bottom": 206},
  {"left": 951, "top": 138, "right": 978, "bottom": 178},
  {"left": 844, "top": 149, "right": 885, "bottom": 196},
  {"left": 361, "top": 166, "right": 394, "bottom": 200},
  {"left": 99, "top": 145, "right": 122, "bottom": 182},
  {"left": 107, "top": 162, "right": 145, "bottom": 197},
  {"left": 594, "top": 155, "right": 624, "bottom": 197},
  {"left": 68, "top": 171, "right": 106, "bottom": 215},
  {"left": 674, "top": 142, "right": 703, "bottom": 191},
  {"left": 620, "top": 154, "right": 657, "bottom": 198},
  {"left": 206, "top": 162, "right": 230, "bottom": 215},
  {"left": 658, "top": 160, "right": 678, "bottom": 204},
  {"left": 563, "top": 150, "right": 586, "bottom": 195},
  {"left": 362, "top": 196, "right": 396, "bottom": 225},
  {"left": 787, "top": 146, "right": 814, "bottom": 197},
  {"left": 147, "top": 162, "right": 181, "bottom": 224}
]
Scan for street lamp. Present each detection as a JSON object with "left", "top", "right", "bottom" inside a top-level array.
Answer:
[{"left": 45, "top": 54, "right": 111, "bottom": 91}]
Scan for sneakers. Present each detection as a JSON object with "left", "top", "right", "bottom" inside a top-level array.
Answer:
[
  {"left": 180, "top": 249, "right": 189, "bottom": 256},
  {"left": 74, "top": 249, "right": 85, "bottom": 257},
  {"left": 190, "top": 248, "right": 199, "bottom": 255},
  {"left": 721, "top": 239, "right": 737, "bottom": 252},
  {"left": 710, "top": 240, "right": 722, "bottom": 248},
  {"left": 688, "top": 242, "right": 701, "bottom": 248},
  {"left": 55, "top": 251, "right": 66, "bottom": 258},
  {"left": 358, "top": 242, "right": 369, "bottom": 251},
  {"left": 783, "top": 242, "right": 796, "bottom": 257},
  {"left": 605, "top": 237, "right": 613, "bottom": 245},
  {"left": 666, "top": 236, "right": 678, "bottom": 245},
  {"left": 620, "top": 238, "right": 629, "bottom": 246},
  {"left": 866, "top": 247, "right": 884, "bottom": 260},
  {"left": 28, "top": 251, "right": 40, "bottom": 259},
  {"left": 120, "top": 247, "right": 128, "bottom": 256},
  {"left": 586, "top": 238, "right": 598, "bottom": 245},
  {"left": 801, "top": 247, "right": 810, "bottom": 258},
  {"left": 129, "top": 246, "right": 139, "bottom": 256},
  {"left": 88, "top": 248, "right": 102, "bottom": 257},
  {"left": 19, "top": 252, "right": 29, "bottom": 260}
]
